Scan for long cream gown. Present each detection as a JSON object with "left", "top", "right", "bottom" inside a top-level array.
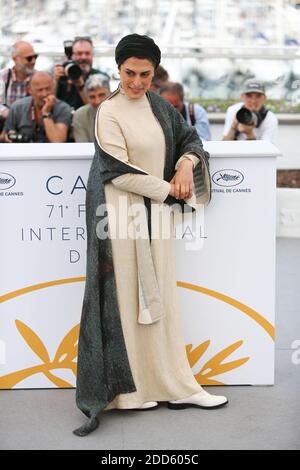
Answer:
[{"left": 95, "top": 87, "right": 203, "bottom": 410}]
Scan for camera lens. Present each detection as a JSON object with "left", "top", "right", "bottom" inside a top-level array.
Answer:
[
  {"left": 64, "top": 61, "right": 82, "bottom": 80},
  {"left": 236, "top": 107, "right": 254, "bottom": 125},
  {"left": 236, "top": 107, "right": 259, "bottom": 126}
]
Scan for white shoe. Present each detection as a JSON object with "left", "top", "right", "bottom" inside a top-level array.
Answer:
[
  {"left": 130, "top": 401, "right": 159, "bottom": 411},
  {"left": 168, "top": 390, "right": 228, "bottom": 410}
]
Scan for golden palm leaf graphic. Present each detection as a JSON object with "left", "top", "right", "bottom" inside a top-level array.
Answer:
[
  {"left": 16, "top": 320, "right": 51, "bottom": 364},
  {"left": 0, "top": 320, "right": 249, "bottom": 389},
  {"left": 0, "top": 321, "right": 79, "bottom": 389},
  {"left": 186, "top": 340, "right": 250, "bottom": 385}
]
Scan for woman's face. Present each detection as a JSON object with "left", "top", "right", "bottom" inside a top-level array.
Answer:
[{"left": 119, "top": 57, "right": 155, "bottom": 99}]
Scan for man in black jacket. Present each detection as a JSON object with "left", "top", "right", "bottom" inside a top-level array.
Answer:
[{"left": 54, "top": 37, "right": 109, "bottom": 111}]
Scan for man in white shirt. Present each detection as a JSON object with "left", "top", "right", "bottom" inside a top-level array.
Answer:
[{"left": 223, "top": 79, "right": 278, "bottom": 143}]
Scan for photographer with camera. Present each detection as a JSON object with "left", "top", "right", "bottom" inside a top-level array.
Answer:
[
  {"left": 0, "top": 41, "right": 37, "bottom": 137},
  {"left": 3, "top": 71, "right": 72, "bottom": 143},
  {"left": 54, "top": 37, "right": 109, "bottom": 111},
  {"left": 223, "top": 79, "right": 278, "bottom": 143}
]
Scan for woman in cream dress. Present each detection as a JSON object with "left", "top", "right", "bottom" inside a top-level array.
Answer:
[{"left": 74, "top": 34, "right": 228, "bottom": 437}]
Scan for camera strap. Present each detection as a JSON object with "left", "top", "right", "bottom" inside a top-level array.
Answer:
[
  {"left": 4, "top": 69, "right": 12, "bottom": 106},
  {"left": 181, "top": 103, "right": 196, "bottom": 126},
  {"left": 0, "top": 70, "right": 12, "bottom": 132},
  {"left": 188, "top": 103, "right": 196, "bottom": 126},
  {"left": 256, "top": 106, "right": 269, "bottom": 128},
  {"left": 30, "top": 101, "right": 43, "bottom": 142}
]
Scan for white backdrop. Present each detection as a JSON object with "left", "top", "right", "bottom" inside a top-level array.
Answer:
[{"left": 0, "top": 141, "right": 280, "bottom": 388}]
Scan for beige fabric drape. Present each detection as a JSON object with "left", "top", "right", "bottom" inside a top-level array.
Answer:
[{"left": 96, "top": 87, "right": 204, "bottom": 409}]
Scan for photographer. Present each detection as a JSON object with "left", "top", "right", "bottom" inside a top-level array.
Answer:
[
  {"left": 3, "top": 71, "right": 72, "bottom": 143},
  {"left": 0, "top": 41, "right": 37, "bottom": 136},
  {"left": 159, "top": 81, "right": 211, "bottom": 141},
  {"left": 223, "top": 79, "right": 278, "bottom": 142},
  {"left": 54, "top": 37, "right": 109, "bottom": 110}
]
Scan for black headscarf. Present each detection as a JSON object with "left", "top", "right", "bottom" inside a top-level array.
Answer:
[{"left": 115, "top": 33, "right": 161, "bottom": 69}]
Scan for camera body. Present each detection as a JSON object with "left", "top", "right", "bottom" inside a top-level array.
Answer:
[
  {"left": 62, "top": 40, "right": 82, "bottom": 81},
  {"left": 8, "top": 130, "right": 31, "bottom": 143}
]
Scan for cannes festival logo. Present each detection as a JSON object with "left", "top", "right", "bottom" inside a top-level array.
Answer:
[
  {"left": 212, "top": 169, "right": 244, "bottom": 187},
  {"left": 0, "top": 173, "right": 16, "bottom": 190}
]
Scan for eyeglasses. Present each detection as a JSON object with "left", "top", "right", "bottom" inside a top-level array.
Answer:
[{"left": 24, "top": 54, "right": 39, "bottom": 62}]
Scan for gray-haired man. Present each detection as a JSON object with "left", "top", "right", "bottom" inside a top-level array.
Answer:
[
  {"left": 72, "top": 74, "right": 110, "bottom": 142},
  {"left": 0, "top": 41, "right": 38, "bottom": 134}
]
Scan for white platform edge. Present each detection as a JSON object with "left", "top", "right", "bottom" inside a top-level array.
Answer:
[{"left": 0, "top": 141, "right": 281, "bottom": 160}]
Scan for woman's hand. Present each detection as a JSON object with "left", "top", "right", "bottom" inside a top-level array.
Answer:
[{"left": 169, "top": 159, "right": 194, "bottom": 199}]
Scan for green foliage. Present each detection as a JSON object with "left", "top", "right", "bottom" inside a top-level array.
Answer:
[{"left": 192, "top": 99, "right": 300, "bottom": 114}]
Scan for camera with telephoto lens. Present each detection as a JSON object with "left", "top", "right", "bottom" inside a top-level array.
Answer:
[
  {"left": 8, "top": 130, "right": 31, "bottom": 143},
  {"left": 236, "top": 107, "right": 258, "bottom": 126},
  {"left": 62, "top": 40, "right": 82, "bottom": 81}
]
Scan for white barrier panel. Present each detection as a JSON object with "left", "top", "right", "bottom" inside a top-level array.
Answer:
[
  {"left": 0, "top": 141, "right": 280, "bottom": 388},
  {"left": 276, "top": 188, "right": 300, "bottom": 238}
]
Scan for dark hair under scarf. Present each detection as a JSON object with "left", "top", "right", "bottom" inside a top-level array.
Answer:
[{"left": 115, "top": 33, "right": 161, "bottom": 69}]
